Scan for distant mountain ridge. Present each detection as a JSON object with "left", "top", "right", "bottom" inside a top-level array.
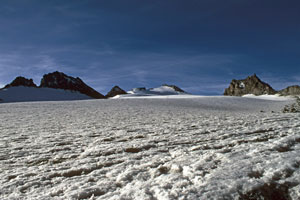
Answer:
[
  {"left": 122, "top": 85, "right": 186, "bottom": 97},
  {"left": 0, "top": 71, "right": 187, "bottom": 102},
  {"left": 40, "top": 71, "right": 105, "bottom": 99},
  {"left": 162, "top": 84, "right": 185, "bottom": 93},
  {"left": 2, "top": 71, "right": 299, "bottom": 103},
  {"left": 224, "top": 74, "right": 300, "bottom": 96},
  {"left": 224, "top": 74, "right": 276, "bottom": 96},
  {"left": 106, "top": 86, "right": 127, "bottom": 98},
  {"left": 5, "top": 76, "right": 37, "bottom": 88},
  {"left": 279, "top": 85, "right": 300, "bottom": 96},
  {"left": 0, "top": 71, "right": 106, "bottom": 103}
]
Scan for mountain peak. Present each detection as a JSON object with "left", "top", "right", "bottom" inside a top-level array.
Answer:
[
  {"left": 106, "top": 85, "right": 127, "bottom": 98},
  {"left": 5, "top": 76, "right": 37, "bottom": 88},
  {"left": 224, "top": 74, "right": 276, "bottom": 96},
  {"left": 40, "top": 71, "right": 105, "bottom": 99}
]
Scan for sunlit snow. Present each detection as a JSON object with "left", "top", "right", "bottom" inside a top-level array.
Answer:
[{"left": 1, "top": 97, "right": 300, "bottom": 199}]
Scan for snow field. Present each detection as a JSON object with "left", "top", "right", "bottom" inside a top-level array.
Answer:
[
  {"left": 0, "top": 97, "right": 299, "bottom": 199},
  {"left": 0, "top": 86, "right": 91, "bottom": 103}
]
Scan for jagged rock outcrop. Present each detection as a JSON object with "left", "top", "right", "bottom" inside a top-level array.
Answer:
[
  {"left": 106, "top": 86, "right": 127, "bottom": 98},
  {"left": 162, "top": 84, "right": 185, "bottom": 93},
  {"left": 4, "top": 76, "right": 37, "bottom": 88},
  {"left": 279, "top": 85, "right": 300, "bottom": 96},
  {"left": 40, "top": 71, "right": 105, "bottom": 99},
  {"left": 224, "top": 74, "right": 276, "bottom": 96},
  {"left": 283, "top": 96, "right": 300, "bottom": 113}
]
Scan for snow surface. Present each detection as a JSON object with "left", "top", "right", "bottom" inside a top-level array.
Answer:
[
  {"left": 0, "top": 86, "right": 91, "bottom": 103},
  {"left": 1, "top": 97, "right": 300, "bottom": 199},
  {"left": 242, "top": 94, "right": 293, "bottom": 101},
  {"left": 124, "top": 86, "right": 185, "bottom": 97},
  {"left": 113, "top": 94, "right": 198, "bottom": 99},
  {"left": 150, "top": 86, "right": 181, "bottom": 93}
]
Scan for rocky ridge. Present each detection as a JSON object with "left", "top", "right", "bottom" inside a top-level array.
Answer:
[
  {"left": 2, "top": 72, "right": 300, "bottom": 102},
  {"left": 40, "top": 71, "right": 105, "bottom": 99},
  {"left": 106, "top": 86, "right": 127, "bottom": 98},
  {"left": 279, "top": 85, "right": 300, "bottom": 96},
  {"left": 224, "top": 74, "right": 300, "bottom": 96},
  {"left": 224, "top": 74, "right": 276, "bottom": 96},
  {"left": 4, "top": 76, "right": 37, "bottom": 88}
]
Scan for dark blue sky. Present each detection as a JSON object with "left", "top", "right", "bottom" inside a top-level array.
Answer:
[{"left": 1, "top": 0, "right": 300, "bottom": 94}]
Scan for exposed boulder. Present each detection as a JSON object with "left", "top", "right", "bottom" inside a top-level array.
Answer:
[
  {"left": 106, "top": 86, "right": 127, "bottom": 98},
  {"left": 40, "top": 71, "right": 105, "bottom": 99},
  {"left": 5, "top": 76, "right": 37, "bottom": 88},
  {"left": 224, "top": 74, "right": 276, "bottom": 96},
  {"left": 279, "top": 85, "right": 300, "bottom": 96}
]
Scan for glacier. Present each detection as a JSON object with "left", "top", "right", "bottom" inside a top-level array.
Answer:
[{"left": 0, "top": 96, "right": 300, "bottom": 199}]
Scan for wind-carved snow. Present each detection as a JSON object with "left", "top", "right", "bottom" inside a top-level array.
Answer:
[{"left": 0, "top": 97, "right": 300, "bottom": 199}]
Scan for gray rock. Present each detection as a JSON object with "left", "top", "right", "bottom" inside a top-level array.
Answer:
[
  {"left": 224, "top": 74, "right": 276, "bottom": 96},
  {"left": 106, "top": 86, "right": 127, "bottom": 98},
  {"left": 279, "top": 85, "right": 300, "bottom": 96}
]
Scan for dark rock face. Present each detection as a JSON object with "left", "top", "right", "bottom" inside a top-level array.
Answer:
[
  {"left": 162, "top": 84, "right": 185, "bottom": 93},
  {"left": 279, "top": 85, "right": 300, "bottom": 96},
  {"left": 106, "top": 86, "right": 127, "bottom": 98},
  {"left": 40, "top": 71, "right": 105, "bottom": 99},
  {"left": 5, "top": 76, "right": 37, "bottom": 88},
  {"left": 224, "top": 74, "right": 276, "bottom": 96}
]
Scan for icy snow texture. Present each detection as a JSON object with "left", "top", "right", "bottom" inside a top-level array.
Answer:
[
  {"left": 0, "top": 86, "right": 91, "bottom": 103},
  {"left": 0, "top": 97, "right": 300, "bottom": 200}
]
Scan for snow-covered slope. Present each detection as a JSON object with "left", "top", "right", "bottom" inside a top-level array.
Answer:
[
  {"left": 242, "top": 94, "right": 294, "bottom": 101},
  {"left": 1, "top": 97, "right": 299, "bottom": 199},
  {"left": 116, "top": 85, "right": 186, "bottom": 98},
  {"left": 0, "top": 86, "right": 91, "bottom": 103}
]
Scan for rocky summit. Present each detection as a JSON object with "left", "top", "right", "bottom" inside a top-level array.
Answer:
[
  {"left": 4, "top": 76, "right": 37, "bottom": 88},
  {"left": 224, "top": 74, "right": 276, "bottom": 96},
  {"left": 40, "top": 71, "right": 105, "bottom": 99},
  {"left": 106, "top": 86, "right": 127, "bottom": 98},
  {"left": 279, "top": 85, "right": 300, "bottom": 96}
]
